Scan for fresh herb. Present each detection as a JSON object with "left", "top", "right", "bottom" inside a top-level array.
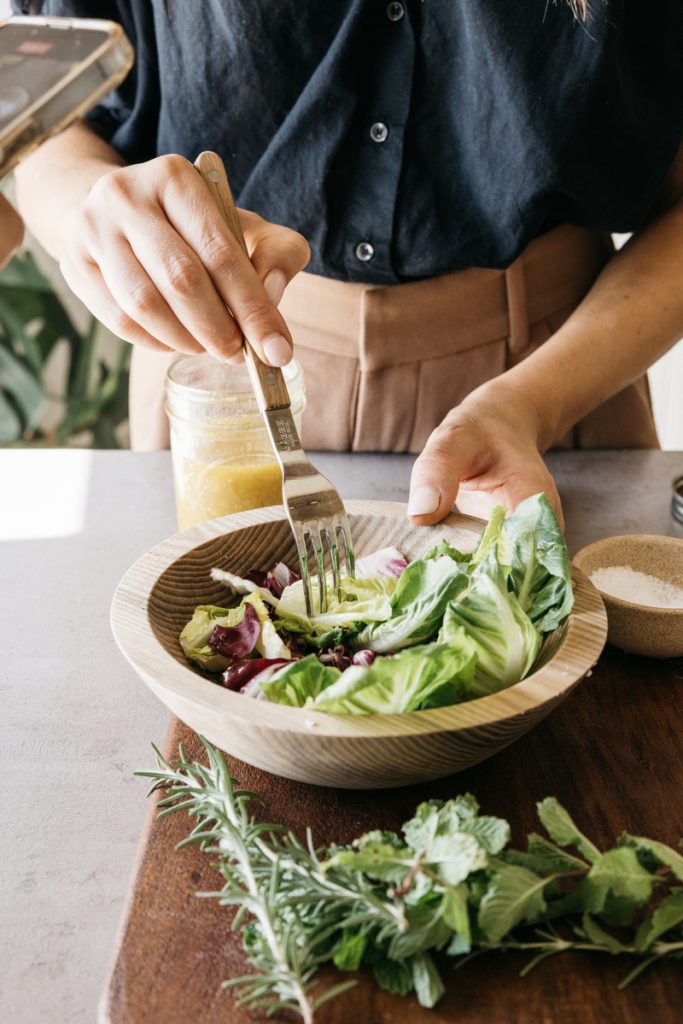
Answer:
[{"left": 138, "top": 739, "right": 683, "bottom": 1022}]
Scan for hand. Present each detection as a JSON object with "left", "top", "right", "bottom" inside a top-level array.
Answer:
[
  {"left": 0, "top": 194, "right": 24, "bottom": 269},
  {"left": 59, "top": 154, "right": 310, "bottom": 362},
  {"left": 407, "top": 381, "right": 564, "bottom": 527}
]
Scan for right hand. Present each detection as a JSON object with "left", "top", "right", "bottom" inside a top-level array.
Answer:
[
  {"left": 0, "top": 194, "right": 24, "bottom": 269},
  {"left": 59, "top": 154, "right": 310, "bottom": 363}
]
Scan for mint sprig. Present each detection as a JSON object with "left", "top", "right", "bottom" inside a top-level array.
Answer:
[{"left": 138, "top": 740, "right": 683, "bottom": 1020}]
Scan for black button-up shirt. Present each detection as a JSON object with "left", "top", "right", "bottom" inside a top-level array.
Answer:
[{"left": 18, "top": 1, "right": 683, "bottom": 283}]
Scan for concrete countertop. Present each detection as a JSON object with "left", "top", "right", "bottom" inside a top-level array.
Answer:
[{"left": 1, "top": 448, "right": 681, "bottom": 1024}]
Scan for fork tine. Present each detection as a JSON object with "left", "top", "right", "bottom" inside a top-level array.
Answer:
[
  {"left": 336, "top": 520, "right": 356, "bottom": 579},
  {"left": 322, "top": 527, "right": 340, "bottom": 601},
  {"left": 289, "top": 519, "right": 313, "bottom": 617},
  {"left": 312, "top": 531, "right": 327, "bottom": 614}
]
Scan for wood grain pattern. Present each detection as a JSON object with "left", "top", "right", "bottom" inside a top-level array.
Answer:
[
  {"left": 110, "top": 501, "right": 607, "bottom": 787},
  {"left": 100, "top": 646, "right": 683, "bottom": 1024}
]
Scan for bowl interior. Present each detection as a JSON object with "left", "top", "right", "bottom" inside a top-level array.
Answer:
[
  {"left": 147, "top": 508, "right": 571, "bottom": 685},
  {"left": 148, "top": 511, "right": 486, "bottom": 672}
]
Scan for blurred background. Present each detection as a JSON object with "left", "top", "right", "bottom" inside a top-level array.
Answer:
[{"left": 1, "top": 0, "right": 681, "bottom": 452}]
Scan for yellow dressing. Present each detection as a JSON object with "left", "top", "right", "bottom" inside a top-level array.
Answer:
[{"left": 174, "top": 453, "right": 282, "bottom": 529}]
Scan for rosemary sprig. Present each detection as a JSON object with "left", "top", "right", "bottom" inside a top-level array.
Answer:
[
  {"left": 138, "top": 740, "right": 407, "bottom": 1022},
  {"left": 137, "top": 739, "right": 683, "bottom": 1020}
]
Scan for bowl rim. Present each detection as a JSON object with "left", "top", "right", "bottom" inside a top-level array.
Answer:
[
  {"left": 111, "top": 500, "right": 608, "bottom": 739},
  {"left": 573, "top": 534, "right": 683, "bottom": 617}
]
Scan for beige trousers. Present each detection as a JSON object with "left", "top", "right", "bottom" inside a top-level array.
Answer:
[{"left": 129, "top": 223, "right": 658, "bottom": 452}]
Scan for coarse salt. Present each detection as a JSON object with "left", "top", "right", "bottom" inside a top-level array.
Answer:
[{"left": 590, "top": 566, "right": 683, "bottom": 609}]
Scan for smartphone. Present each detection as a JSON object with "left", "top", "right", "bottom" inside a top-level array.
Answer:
[{"left": 0, "top": 15, "right": 133, "bottom": 177}]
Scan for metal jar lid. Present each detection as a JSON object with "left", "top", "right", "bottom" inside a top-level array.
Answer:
[{"left": 672, "top": 474, "right": 683, "bottom": 526}]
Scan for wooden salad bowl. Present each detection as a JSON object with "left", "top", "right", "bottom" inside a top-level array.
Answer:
[{"left": 111, "top": 500, "right": 607, "bottom": 788}]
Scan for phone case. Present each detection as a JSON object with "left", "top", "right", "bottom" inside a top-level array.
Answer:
[{"left": 0, "top": 16, "right": 134, "bottom": 177}]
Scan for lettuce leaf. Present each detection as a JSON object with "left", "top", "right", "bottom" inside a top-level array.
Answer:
[
  {"left": 260, "top": 654, "right": 341, "bottom": 707},
  {"left": 357, "top": 555, "right": 468, "bottom": 654},
  {"left": 440, "top": 552, "right": 541, "bottom": 697},
  {"left": 180, "top": 593, "right": 291, "bottom": 671},
  {"left": 502, "top": 493, "right": 573, "bottom": 632},
  {"left": 179, "top": 604, "right": 237, "bottom": 672},
  {"left": 309, "top": 640, "right": 476, "bottom": 715},
  {"left": 275, "top": 575, "right": 396, "bottom": 635}
]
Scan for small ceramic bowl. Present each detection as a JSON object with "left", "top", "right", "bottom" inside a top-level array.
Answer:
[{"left": 573, "top": 535, "right": 683, "bottom": 659}]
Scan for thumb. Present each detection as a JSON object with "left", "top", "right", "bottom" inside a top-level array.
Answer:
[
  {"left": 408, "top": 422, "right": 478, "bottom": 525},
  {"left": 242, "top": 210, "right": 311, "bottom": 307}
]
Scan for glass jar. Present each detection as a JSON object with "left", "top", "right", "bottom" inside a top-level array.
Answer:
[{"left": 165, "top": 354, "right": 306, "bottom": 529}]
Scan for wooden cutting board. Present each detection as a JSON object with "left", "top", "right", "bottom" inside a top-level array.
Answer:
[{"left": 100, "top": 648, "right": 683, "bottom": 1024}]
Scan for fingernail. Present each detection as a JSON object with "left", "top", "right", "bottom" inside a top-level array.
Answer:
[
  {"left": 263, "top": 269, "right": 287, "bottom": 306},
  {"left": 263, "top": 333, "right": 292, "bottom": 366},
  {"left": 225, "top": 350, "right": 245, "bottom": 365},
  {"left": 407, "top": 486, "right": 441, "bottom": 516}
]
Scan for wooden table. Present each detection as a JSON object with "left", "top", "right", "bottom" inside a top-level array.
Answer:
[
  {"left": 102, "top": 645, "right": 683, "bottom": 1024},
  {"left": 3, "top": 449, "right": 682, "bottom": 1024}
]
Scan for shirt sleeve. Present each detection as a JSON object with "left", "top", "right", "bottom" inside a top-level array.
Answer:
[{"left": 10, "top": 1, "right": 159, "bottom": 162}]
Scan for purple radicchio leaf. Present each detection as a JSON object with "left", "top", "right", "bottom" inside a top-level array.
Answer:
[
  {"left": 351, "top": 649, "right": 378, "bottom": 667},
  {"left": 261, "top": 561, "right": 301, "bottom": 598},
  {"left": 208, "top": 603, "right": 261, "bottom": 660},
  {"left": 220, "top": 656, "right": 291, "bottom": 692},
  {"left": 355, "top": 546, "right": 408, "bottom": 579}
]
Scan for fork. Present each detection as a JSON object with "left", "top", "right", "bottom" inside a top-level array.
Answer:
[{"left": 194, "top": 150, "right": 355, "bottom": 616}]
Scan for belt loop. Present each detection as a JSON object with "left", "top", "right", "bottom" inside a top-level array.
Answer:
[{"left": 505, "top": 251, "right": 529, "bottom": 356}]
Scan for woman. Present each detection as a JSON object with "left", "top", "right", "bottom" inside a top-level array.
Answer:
[{"left": 13, "top": 0, "right": 683, "bottom": 527}]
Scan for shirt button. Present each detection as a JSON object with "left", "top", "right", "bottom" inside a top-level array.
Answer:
[
  {"left": 355, "top": 241, "right": 375, "bottom": 262},
  {"left": 386, "top": 2, "right": 404, "bottom": 21},
  {"left": 370, "top": 122, "right": 389, "bottom": 143}
]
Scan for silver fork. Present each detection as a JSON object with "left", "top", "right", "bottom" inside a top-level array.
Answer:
[{"left": 194, "top": 151, "right": 355, "bottom": 615}]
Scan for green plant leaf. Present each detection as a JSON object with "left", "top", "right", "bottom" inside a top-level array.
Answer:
[
  {"left": 635, "top": 891, "right": 683, "bottom": 951},
  {"left": 333, "top": 929, "right": 367, "bottom": 971},
  {"left": 579, "top": 912, "right": 630, "bottom": 953},
  {"left": 410, "top": 952, "right": 445, "bottom": 1008},
  {"left": 371, "top": 954, "right": 413, "bottom": 997},
  {"left": 618, "top": 835, "right": 683, "bottom": 882},
  {"left": 0, "top": 389, "right": 21, "bottom": 442},
  {"left": 536, "top": 798, "right": 600, "bottom": 862},
  {"left": 587, "top": 848, "right": 657, "bottom": 904},
  {"left": 478, "top": 864, "right": 550, "bottom": 942},
  {"left": 440, "top": 885, "right": 471, "bottom": 947},
  {"left": 0, "top": 343, "right": 46, "bottom": 429},
  {"left": 506, "top": 832, "right": 588, "bottom": 874}
]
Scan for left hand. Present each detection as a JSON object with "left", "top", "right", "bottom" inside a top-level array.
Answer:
[{"left": 407, "top": 380, "right": 564, "bottom": 527}]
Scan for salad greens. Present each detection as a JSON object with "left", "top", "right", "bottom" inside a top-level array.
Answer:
[
  {"left": 179, "top": 494, "right": 573, "bottom": 715},
  {"left": 139, "top": 738, "right": 683, "bottom": 1023}
]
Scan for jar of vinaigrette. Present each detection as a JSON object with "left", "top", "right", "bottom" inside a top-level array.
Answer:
[{"left": 165, "top": 354, "right": 306, "bottom": 529}]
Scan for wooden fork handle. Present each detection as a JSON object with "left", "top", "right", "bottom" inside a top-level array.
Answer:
[{"left": 193, "top": 150, "right": 290, "bottom": 411}]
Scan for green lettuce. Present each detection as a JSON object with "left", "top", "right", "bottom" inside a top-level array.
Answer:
[
  {"left": 357, "top": 555, "right": 469, "bottom": 654},
  {"left": 502, "top": 493, "right": 573, "bottom": 632},
  {"left": 440, "top": 551, "right": 541, "bottom": 697},
  {"left": 260, "top": 654, "right": 340, "bottom": 707},
  {"left": 309, "top": 640, "right": 476, "bottom": 715},
  {"left": 180, "top": 593, "right": 290, "bottom": 671},
  {"left": 275, "top": 575, "right": 397, "bottom": 636}
]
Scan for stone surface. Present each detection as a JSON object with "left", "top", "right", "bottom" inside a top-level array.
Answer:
[{"left": 1, "top": 448, "right": 681, "bottom": 1024}]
